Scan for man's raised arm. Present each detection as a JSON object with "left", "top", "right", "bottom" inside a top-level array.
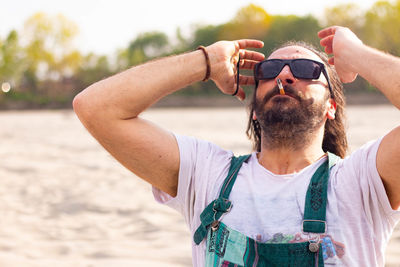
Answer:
[
  {"left": 319, "top": 26, "right": 400, "bottom": 209},
  {"left": 72, "top": 40, "right": 264, "bottom": 197}
]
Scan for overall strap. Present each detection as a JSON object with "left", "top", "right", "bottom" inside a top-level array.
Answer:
[
  {"left": 302, "top": 152, "right": 340, "bottom": 234},
  {"left": 193, "top": 154, "right": 251, "bottom": 245},
  {"left": 219, "top": 154, "right": 252, "bottom": 199}
]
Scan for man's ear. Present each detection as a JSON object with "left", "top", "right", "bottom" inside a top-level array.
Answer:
[{"left": 326, "top": 98, "right": 336, "bottom": 120}]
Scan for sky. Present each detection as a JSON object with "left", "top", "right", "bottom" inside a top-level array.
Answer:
[{"left": 1, "top": 0, "right": 380, "bottom": 55}]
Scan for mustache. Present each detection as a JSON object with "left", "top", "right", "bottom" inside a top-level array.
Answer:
[{"left": 261, "top": 84, "right": 302, "bottom": 105}]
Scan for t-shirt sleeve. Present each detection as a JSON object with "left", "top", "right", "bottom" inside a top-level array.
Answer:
[
  {"left": 152, "top": 133, "right": 233, "bottom": 229},
  {"left": 336, "top": 137, "right": 400, "bottom": 231}
]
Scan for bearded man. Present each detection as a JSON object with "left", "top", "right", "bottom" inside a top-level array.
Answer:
[{"left": 73, "top": 26, "right": 400, "bottom": 266}]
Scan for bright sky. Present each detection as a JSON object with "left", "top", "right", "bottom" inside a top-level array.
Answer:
[{"left": 1, "top": 0, "right": 379, "bottom": 55}]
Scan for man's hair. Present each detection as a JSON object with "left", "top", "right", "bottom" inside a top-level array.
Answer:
[{"left": 246, "top": 41, "right": 348, "bottom": 158}]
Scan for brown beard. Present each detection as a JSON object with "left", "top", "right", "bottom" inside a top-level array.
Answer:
[{"left": 254, "top": 84, "right": 327, "bottom": 150}]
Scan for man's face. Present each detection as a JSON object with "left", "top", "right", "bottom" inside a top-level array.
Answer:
[
  {"left": 256, "top": 45, "right": 331, "bottom": 109},
  {"left": 254, "top": 46, "right": 334, "bottom": 149}
]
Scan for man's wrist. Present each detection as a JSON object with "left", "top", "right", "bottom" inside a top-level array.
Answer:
[{"left": 197, "top": 46, "right": 211, "bottom": 81}]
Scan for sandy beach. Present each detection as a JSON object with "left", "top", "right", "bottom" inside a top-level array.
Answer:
[{"left": 0, "top": 105, "right": 399, "bottom": 266}]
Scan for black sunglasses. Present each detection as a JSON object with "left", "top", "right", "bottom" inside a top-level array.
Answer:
[{"left": 253, "top": 59, "right": 333, "bottom": 96}]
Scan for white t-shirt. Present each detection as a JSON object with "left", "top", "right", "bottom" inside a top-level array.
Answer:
[{"left": 153, "top": 134, "right": 400, "bottom": 266}]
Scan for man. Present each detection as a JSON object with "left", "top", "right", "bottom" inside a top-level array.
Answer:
[{"left": 73, "top": 26, "right": 400, "bottom": 266}]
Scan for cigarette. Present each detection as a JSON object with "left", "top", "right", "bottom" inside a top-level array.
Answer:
[{"left": 277, "top": 78, "right": 285, "bottom": 95}]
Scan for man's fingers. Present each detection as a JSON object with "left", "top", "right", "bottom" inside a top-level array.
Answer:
[
  {"left": 234, "top": 74, "right": 258, "bottom": 101},
  {"left": 237, "top": 39, "right": 264, "bottom": 49},
  {"left": 325, "top": 45, "right": 333, "bottom": 55},
  {"left": 320, "top": 35, "right": 334, "bottom": 47},
  {"left": 239, "top": 59, "right": 260, "bottom": 70},
  {"left": 239, "top": 74, "right": 255, "bottom": 85},
  {"left": 239, "top": 50, "right": 265, "bottom": 62},
  {"left": 320, "top": 36, "right": 334, "bottom": 54},
  {"left": 324, "top": 44, "right": 333, "bottom": 55},
  {"left": 318, "top": 26, "right": 338, "bottom": 38},
  {"left": 233, "top": 85, "right": 246, "bottom": 101}
]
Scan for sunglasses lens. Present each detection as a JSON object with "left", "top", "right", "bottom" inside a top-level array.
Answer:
[
  {"left": 255, "top": 60, "right": 283, "bottom": 80},
  {"left": 291, "top": 59, "right": 322, "bottom": 79},
  {"left": 254, "top": 59, "right": 324, "bottom": 81}
]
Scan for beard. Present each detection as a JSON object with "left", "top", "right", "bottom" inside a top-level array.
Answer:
[{"left": 254, "top": 84, "right": 327, "bottom": 150}]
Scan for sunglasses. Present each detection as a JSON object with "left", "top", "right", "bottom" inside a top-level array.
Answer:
[{"left": 253, "top": 58, "right": 333, "bottom": 96}]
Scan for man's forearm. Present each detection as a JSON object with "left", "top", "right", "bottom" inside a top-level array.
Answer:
[
  {"left": 344, "top": 43, "right": 400, "bottom": 108},
  {"left": 74, "top": 49, "right": 207, "bottom": 121},
  {"left": 71, "top": 39, "right": 262, "bottom": 197}
]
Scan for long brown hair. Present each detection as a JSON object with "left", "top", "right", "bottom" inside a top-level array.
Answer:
[{"left": 246, "top": 41, "right": 348, "bottom": 158}]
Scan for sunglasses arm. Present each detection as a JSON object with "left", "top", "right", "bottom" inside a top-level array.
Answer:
[{"left": 322, "top": 68, "right": 334, "bottom": 98}]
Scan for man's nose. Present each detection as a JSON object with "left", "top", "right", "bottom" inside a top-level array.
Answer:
[{"left": 275, "top": 65, "right": 297, "bottom": 86}]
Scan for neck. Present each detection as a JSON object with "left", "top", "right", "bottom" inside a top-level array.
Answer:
[{"left": 257, "top": 128, "right": 326, "bottom": 175}]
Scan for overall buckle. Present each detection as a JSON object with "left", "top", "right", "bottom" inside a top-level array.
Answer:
[
  {"left": 302, "top": 219, "right": 326, "bottom": 253},
  {"left": 211, "top": 198, "right": 232, "bottom": 231},
  {"left": 302, "top": 219, "right": 327, "bottom": 234}
]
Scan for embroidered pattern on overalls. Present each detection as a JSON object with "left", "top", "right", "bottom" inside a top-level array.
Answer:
[
  {"left": 310, "top": 181, "right": 323, "bottom": 211},
  {"left": 209, "top": 226, "right": 230, "bottom": 257}
]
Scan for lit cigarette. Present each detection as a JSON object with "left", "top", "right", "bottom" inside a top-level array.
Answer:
[{"left": 277, "top": 78, "right": 285, "bottom": 95}]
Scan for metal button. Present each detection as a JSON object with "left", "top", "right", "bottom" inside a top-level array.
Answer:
[
  {"left": 211, "top": 220, "right": 220, "bottom": 231},
  {"left": 309, "top": 242, "right": 319, "bottom": 252}
]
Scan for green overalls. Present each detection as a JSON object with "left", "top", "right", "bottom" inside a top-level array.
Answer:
[{"left": 194, "top": 153, "right": 339, "bottom": 266}]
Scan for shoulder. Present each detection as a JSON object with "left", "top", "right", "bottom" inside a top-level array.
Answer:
[
  {"left": 174, "top": 133, "right": 234, "bottom": 166},
  {"left": 174, "top": 133, "right": 235, "bottom": 195},
  {"left": 328, "top": 138, "right": 383, "bottom": 196},
  {"left": 154, "top": 134, "right": 236, "bottom": 215},
  {"left": 331, "top": 138, "right": 383, "bottom": 175}
]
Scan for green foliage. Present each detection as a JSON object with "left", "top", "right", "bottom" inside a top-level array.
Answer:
[
  {"left": 219, "top": 4, "right": 271, "bottom": 40},
  {"left": 171, "top": 27, "right": 191, "bottom": 54},
  {"left": 23, "top": 12, "right": 80, "bottom": 79},
  {"left": 4, "top": 90, "right": 53, "bottom": 107},
  {"left": 364, "top": 0, "right": 400, "bottom": 55},
  {"left": 191, "top": 25, "right": 222, "bottom": 48},
  {"left": 1, "top": 2, "right": 399, "bottom": 108},
  {"left": 262, "top": 15, "right": 321, "bottom": 55},
  {"left": 0, "top": 30, "right": 25, "bottom": 87},
  {"left": 75, "top": 53, "right": 113, "bottom": 89},
  {"left": 323, "top": 4, "right": 364, "bottom": 32},
  {"left": 126, "top": 31, "right": 169, "bottom": 66}
]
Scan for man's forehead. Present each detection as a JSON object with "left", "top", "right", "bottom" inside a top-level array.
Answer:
[{"left": 268, "top": 46, "right": 323, "bottom": 63}]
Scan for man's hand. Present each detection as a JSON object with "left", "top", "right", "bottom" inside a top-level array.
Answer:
[
  {"left": 207, "top": 39, "right": 265, "bottom": 100},
  {"left": 318, "top": 26, "right": 363, "bottom": 83},
  {"left": 319, "top": 26, "right": 400, "bottom": 210}
]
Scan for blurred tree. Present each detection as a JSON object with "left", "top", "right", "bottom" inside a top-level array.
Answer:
[
  {"left": 191, "top": 24, "right": 222, "bottom": 49},
  {"left": 173, "top": 27, "right": 191, "bottom": 53},
  {"left": 3, "top": 3, "right": 395, "bottom": 108},
  {"left": 323, "top": 3, "right": 364, "bottom": 35},
  {"left": 75, "top": 53, "right": 112, "bottom": 89},
  {"left": 115, "top": 48, "right": 129, "bottom": 72},
  {"left": 22, "top": 12, "right": 81, "bottom": 83},
  {"left": 263, "top": 15, "right": 321, "bottom": 55},
  {"left": 0, "top": 30, "right": 25, "bottom": 89},
  {"left": 220, "top": 4, "right": 271, "bottom": 40},
  {"left": 364, "top": 0, "right": 400, "bottom": 55},
  {"left": 126, "top": 31, "right": 169, "bottom": 66},
  {"left": 58, "top": 50, "right": 82, "bottom": 77}
]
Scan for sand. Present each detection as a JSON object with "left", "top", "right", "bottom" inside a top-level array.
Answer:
[{"left": 0, "top": 105, "right": 399, "bottom": 266}]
